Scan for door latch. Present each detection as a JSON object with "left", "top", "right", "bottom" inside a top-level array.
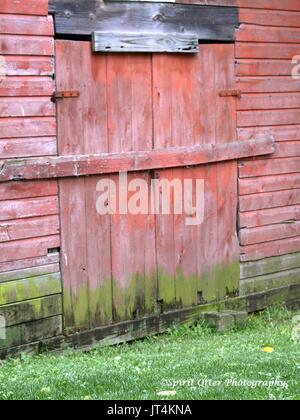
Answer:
[
  {"left": 219, "top": 89, "right": 242, "bottom": 98},
  {"left": 51, "top": 90, "right": 80, "bottom": 102}
]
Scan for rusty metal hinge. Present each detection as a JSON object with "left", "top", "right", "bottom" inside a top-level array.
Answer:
[
  {"left": 51, "top": 90, "right": 80, "bottom": 102},
  {"left": 219, "top": 89, "right": 242, "bottom": 98}
]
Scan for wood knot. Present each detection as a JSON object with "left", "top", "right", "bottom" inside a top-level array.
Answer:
[
  {"left": 64, "top": 10, "right": 72, "bottom": 18},
  {"left": 152, "top": 13, "right": 165, "bottom": 23}
]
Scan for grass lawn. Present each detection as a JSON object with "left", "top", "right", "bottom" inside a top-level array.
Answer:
[{"left": 0, "top": 306, "right": 299, "bottom": 400}]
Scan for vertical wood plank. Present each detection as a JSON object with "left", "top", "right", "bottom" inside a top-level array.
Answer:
[
  {"left": 194, "top": 46, "right": 217, "bottom": 302},
  {"left": 56, "top": 41, "right": 89, "bottom": 331},
  {"left": 152, "top": 51, "right": 215, "bottom": 308},
  {"left": 152, "top": 55, "right": 176, "bottom": 310},
  {"left": 80, "top": 47, "right": 113, "bottom": 328},
  {"left": 214, "top": 44, "right": 240, "bottom": 299},
  {"left": 153, "top": 169, "right": 177, "bottom": 310},
  {"left": 106, "top": 54, "right": 156, "bottom": 321},
  {"left": 153, "top": 45, "right": 239, "bottom": 308}
]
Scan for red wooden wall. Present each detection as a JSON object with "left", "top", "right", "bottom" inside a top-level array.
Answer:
[
  {"left": 0, "top": 0, "right": 300, "bottom": 353},
  {"left": 182, "top": 0, "right": 300, "bottom": 295},
  {"left": 236, "top": 0, "right": 300, "bottom": 294},
  {"left": 0, "top": 0, "right": 62, "bottom": 351}
]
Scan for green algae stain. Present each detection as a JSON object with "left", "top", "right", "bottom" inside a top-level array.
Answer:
[
  {"left": 0, "top": 274, "right": 61, "bottom": 307},
  {"left": 89, "top": 279, "right": 113, "bottom": 328},
  {"left": 64, "top": 273, "right": 158, "bottom": 330},
  {"left": 112, "top": 272, "right": 157, "bottom": 323},
  {"left": 175, "top": 270, "right": 198, "bottom": 308},
  {"left": 157, "top": 268, "right": 176, "bottom": 310},
  {"left": 64, "top": 286, "right": 89, "bottom": 332},
  {"left": 158, "top": 260, "right": 240, "bottom": 310},
  {"left": 212, "top": 261, "right": 240, "bottom": 301},
  {"left": 62, "top": 261, "right": 240, "bottom": 332}
]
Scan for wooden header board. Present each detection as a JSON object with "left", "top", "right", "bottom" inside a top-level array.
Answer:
[
  {"left": 49, "top": 1, "right": 239, "bottom": 42},
  {"left": 92, "top": 32, "right": 199, "bottom": 53}
]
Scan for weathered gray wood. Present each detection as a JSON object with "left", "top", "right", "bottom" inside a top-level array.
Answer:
[
  {"left": 92, "top": 32, "right": 199, "bottom": 53},
  {"left": 0, "top": 316, "right": 62, "bottom": 350},
  {"left": 240, "top": 268, "right": 300, "bottom": 296},
  {"left": 48, "top": 0, "right": 239, "bottom": 42},
  {"left": 0, "top": 263, "right": 60, "bottom": 284},
  {"left": 0, "top": 273, "right": 62, "bottom": 306},
  {"left": 0, "top": 295, "right": 62, "bottom": 327},
  {"left": 245, "top": 284, "right": 300, "bottom": 313},
  {"left": 241, "top": 253, "right": 300, "bottom": 280},
  {"left": 0, "top": 335, "right": 64, "bottom": 360},
  {"left": 0, "top": 253, "right": 60, "bottom": 274}
]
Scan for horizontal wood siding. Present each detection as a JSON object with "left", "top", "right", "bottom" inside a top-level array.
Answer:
[
  {"left": 236, "top": 0, "right": 300, "bottom": 289},
  {"left": 0, "top": 0, "right": 49, "bottom": 16},
  {"left": 0, "top": 0, "right": 62, "bottom": 346}
]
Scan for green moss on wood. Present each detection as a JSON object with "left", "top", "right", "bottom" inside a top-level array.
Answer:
[
  {"left": 63, "top": 287, "right": 89, "bottom": 332},
  {"left": 0, "top": 316, "right": 62, "bottom": 350},
  {"left": 240, "top": 268, "right": 300, "bottom": 296},
  {"left": 112, "top": 272, "right": 157, "bottom": 323},
  {"left": 64, "top": 260, "right": 240, "bottom": 333},
  {"left": 89, "top": 280, "right": 113, "bottom": 328},
  {"left": 157, "top": 269, "right": 176, "bottom": 310},
  {"left": 158, "top": 260, "right": 240, "bottom": 310},
  {"left": 0, "top": 295, "right": 62, "bottom": 327},
  {"left": 0, "top": 274, "right": 62, "bottom": 306},
  {"left": 241, "top": 253, "right": 300, "bottom": 280}
]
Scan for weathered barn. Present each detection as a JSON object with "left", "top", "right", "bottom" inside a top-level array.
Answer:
[{"left": 0, "top": 0, "right": 300, "bottom": 357}]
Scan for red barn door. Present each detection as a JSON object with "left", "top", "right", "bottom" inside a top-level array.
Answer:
[{"left": 56, "top": 41, "right": 240, "bottom": 332}]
